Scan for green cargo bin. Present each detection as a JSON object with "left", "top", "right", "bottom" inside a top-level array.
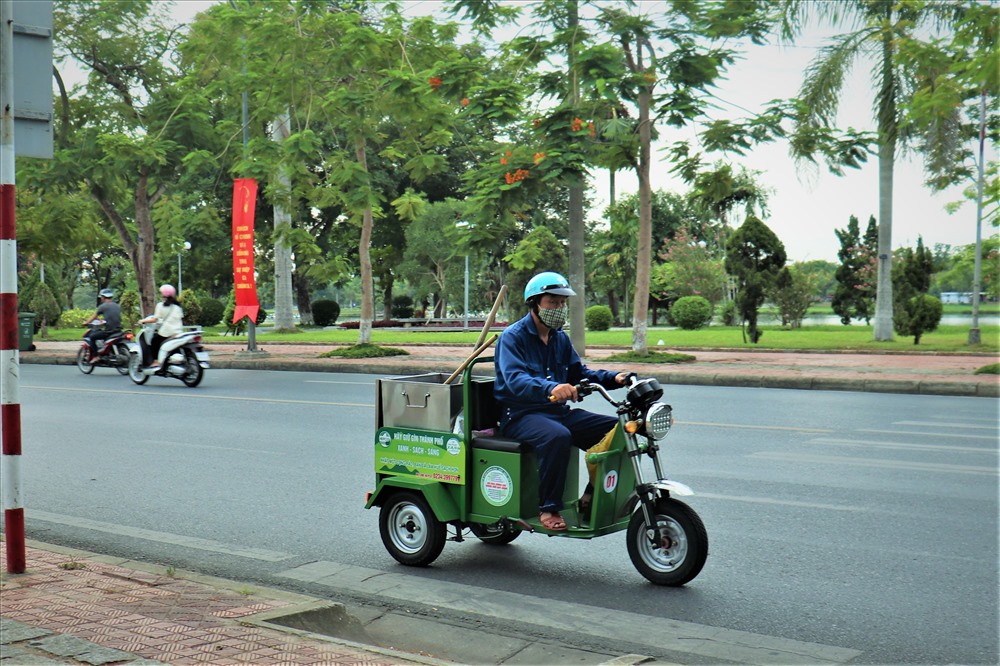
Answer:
[{"left": 18, "top": 313, "right": 36, "bottom": 352}]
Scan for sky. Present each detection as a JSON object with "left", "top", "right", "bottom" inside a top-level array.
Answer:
[{"left": 163, "top": 1, "right": 996, "bottom": 263}]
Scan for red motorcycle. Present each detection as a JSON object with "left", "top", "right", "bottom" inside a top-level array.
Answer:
[{"left": 77, "top": 321, "right": 133, "bottom": 375}]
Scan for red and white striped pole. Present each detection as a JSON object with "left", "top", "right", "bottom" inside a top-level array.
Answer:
[{"left": 1, "top": 0, "right": 26, "bottom": 574}]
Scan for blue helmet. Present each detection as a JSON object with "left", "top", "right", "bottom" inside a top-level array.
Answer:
[{"left": 524, "top": 272, "right": 576, "bottom": 302}]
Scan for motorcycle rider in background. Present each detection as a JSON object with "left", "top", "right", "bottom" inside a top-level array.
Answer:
[
  {"left": 82, "top": 289, "right": 122, "bottom": 362},
  {"left": 139, "top": 284, "right": 184, "bottom": 370}
]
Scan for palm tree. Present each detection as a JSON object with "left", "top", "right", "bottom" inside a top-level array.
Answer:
[{"left": 780, "top": 0, "right": 961, "bottom": 341}]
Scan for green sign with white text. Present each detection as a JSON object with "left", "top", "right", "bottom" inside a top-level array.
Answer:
[{"left": 375, "top": 427, "right": 465, "bottom": 485}]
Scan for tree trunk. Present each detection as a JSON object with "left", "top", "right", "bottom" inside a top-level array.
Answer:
[
  {"left": 873, "top": 29, "right": 896, "bottom": 342},
  {"left": 293, "top": 271, "right": 314, "bottom": 326},
  {"left": 631, "top": 74, "right": 652, "bottom": 354},
  {"left": 566, "top": 0, "right": 586, "bottom": 355},
  {"left": 355, "top": 137, "right": 373, "bottom": 345},
  {"left": 271, "top": 111, "right": 296, "bottom": 332}
]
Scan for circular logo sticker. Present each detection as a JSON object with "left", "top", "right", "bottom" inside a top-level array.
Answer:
[
  {"left": 603, "top": 470, "right": 619, "bottom": 494},
  {"left": 378, "top": 431, "right": 392, "bottom": 447},
  {"left": 446, "top": 437, "right": 461, "bottom": 455},
  {"left": 481, "top": 466, "right": 513, "bottom": 507}
]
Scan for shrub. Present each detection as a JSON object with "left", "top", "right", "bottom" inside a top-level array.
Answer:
[
  {"left": 391, "top": 295, "right": 414, "bottom": 319},
  {"left": 585, "top": 305, "right": 613, "bottom": 331},
  {"left": 719, "top": 299, "right": 739, "bottom": 326},
  {"left": 178, "top": 292, "right": 202, "bottom": 326},
  {"left": 197, "top": 297, "right": 225, "bottom": 327},
  {"left": 312, "top": 299, "right": 341, "bottom": 326},
  {"left": 670, "top": 295, "right": 713, "bottom": 330},
  {"left": 27, "top": 282, "right": 61, "bottom": 332},
  {"left": 893, "top": 293, "right": 943, "bottom": 345},
  {"left": 338, "top": 319, "right": 401, "bottom": 329},
  {"left": 119, "top": 290, "right": 141, "bottom": 330},
  {"left": 58, "top": 308, "right": 92, "bottom": 329}
]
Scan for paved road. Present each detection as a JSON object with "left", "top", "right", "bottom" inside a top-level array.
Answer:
[{"left": 13, "top": 365, "right": 999, "bottom": 665}]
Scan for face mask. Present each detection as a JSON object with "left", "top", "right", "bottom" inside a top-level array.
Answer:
[{"left": 537, "top": 305, "right": 568, "bottom": 330}]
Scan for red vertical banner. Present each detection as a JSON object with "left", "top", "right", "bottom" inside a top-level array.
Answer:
[{"left": 232, "top": 178, "right": 260, "bottom": 324}]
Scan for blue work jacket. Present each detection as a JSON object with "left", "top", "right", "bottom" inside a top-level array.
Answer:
[{"left": 494, "top": 312, "right": 620, "bottom": 422}]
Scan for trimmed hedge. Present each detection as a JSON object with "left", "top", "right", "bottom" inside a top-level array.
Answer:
[
  {"left": 670, "top": 296, "right": 713, "bottom": 330},
  {"left": 585, "top": 305, "right": 614, "bottom": 331}
]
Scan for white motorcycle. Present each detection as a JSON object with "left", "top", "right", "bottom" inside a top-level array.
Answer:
[{"left": 127, "top": 321, "right": 209, "bottom": 387}]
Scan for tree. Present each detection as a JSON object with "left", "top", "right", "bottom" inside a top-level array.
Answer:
[
  {"left": 770, "top": 266, "right": 817, "bottom": 329},
  {"left": 724, "top": 215, "right": 787, "bottom": 344},
  {"left": 399, "top": 200, "right": 469, "bottom": 318},
  {"left": 652, "top": 225, "right": 726, "bottom": 309},
  {"left": 37, "top": 1, "right": 218, "bottom": 316},
  {"left": 780, "top": 0, "right": 965, "bottom": 342},
  {"left": 892, "top": 237, "right": 940, "bottom": 344},
  {"left": 832, "top": 215, "right": 878, "bottom": 324}
]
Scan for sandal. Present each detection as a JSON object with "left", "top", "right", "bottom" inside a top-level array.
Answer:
[{"left": 539, "top": 512, "right": 567, "bottom": 531}]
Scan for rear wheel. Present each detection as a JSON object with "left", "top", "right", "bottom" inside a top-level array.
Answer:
[
  {"left": 127, "top": 353, "right": 148, "bottom": 385},
  {"left": 180, "top": 349, "right": 204, "bottom": 387},
  {"left": 76, "top": 346, "right": 95, "bottom": 374},
  {"left": 378, "top": 491, "right": 446, "bottom": 566},
  {"left": 113, "top": 343, "right": 130, "bottom": 375},
  {"left": 469, "top": 521, "right": 521, "bottom": 545},
  {"left": 627, "top": 498, "right": 708, "bottom": 586}
]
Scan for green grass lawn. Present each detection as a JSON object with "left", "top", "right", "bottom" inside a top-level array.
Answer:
[
  {"left": 132, "top": 323, "right": 1000, "bottom": 353},
  {"left": 36, "top": 308, "right": 1000, "bottom": 354}
]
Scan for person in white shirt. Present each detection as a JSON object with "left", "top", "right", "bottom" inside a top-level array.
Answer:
[{"left": 140, "top": 284, "right": 184, "bottom": 368}]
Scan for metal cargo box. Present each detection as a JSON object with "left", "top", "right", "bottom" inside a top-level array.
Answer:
[{"left": 377, "top": 373, "right": 464, "bottom": 431}]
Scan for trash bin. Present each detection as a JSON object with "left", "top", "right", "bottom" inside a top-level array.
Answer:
[{"left": 17, "top": 313, "right": 36, "bottom": 352}]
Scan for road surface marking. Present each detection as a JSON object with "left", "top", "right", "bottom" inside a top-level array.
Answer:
[
  {"left": 22, "top": 385, "right": 371, "bottom": 408},
  {"left": 751, "top": 452, "right": 998, "bottom": 475},
  {"left": 28, "top": 510, "right": 293, "bottom": 561}
]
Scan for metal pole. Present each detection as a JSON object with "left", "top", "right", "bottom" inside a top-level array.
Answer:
[
  {"left": 177, "top": 252, "right": 182, "bottom": 294},
  {"left": 464, "top": 254, "right": 469, "bottom": 330},
  {"left": 968, "top": 90, "right": 986, "bottom": 345},
  {"left": 1, "top": 0, "right": 26, "bottom": 574}
]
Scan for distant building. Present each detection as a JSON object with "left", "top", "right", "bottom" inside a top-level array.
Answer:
[{"left": 939, "top": 292, "right": 988, "bottom": 304}]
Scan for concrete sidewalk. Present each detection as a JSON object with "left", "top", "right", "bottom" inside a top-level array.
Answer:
[{"left": 19, "top": 339, "right": 1000, "bottom": 397}]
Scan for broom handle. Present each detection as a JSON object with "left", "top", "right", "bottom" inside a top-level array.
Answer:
[
  {"left": 475, "top": 285, "right": 507, "bottom": 350},
  {"left": 444, "top": 334, "right": 498, "bottom": 385}
]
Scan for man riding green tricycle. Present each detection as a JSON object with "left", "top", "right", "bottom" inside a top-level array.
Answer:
[{"left": 365, "top": 273, "right": 708, "bottom": 586}]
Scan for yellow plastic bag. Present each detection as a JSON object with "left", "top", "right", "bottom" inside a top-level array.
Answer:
[{"left": 586, "top": 427, "right": 616, "bottom": 487}]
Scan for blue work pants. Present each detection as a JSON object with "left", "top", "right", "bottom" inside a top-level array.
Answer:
[{"left": 500, "top": 407, "right": 617, "bottom": 514}]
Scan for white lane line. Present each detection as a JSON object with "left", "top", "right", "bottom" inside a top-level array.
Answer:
[
  {"left": 21, "top": 385, "right": 371, "bottom": 408},
  {"left": 694, "top": 492, "right": 869, "bottom": 512},
  {"left": 811, "top": 438, "right": 996, "bottom": 454},
  {"left": 679, "top": 421, "right": 833, "bottom": 434},
  {"left": 857, "top": 429, "right": 998, "bottom": 441},
  {"left": 276, "top": 561, "right": 862, "bottom": 665},
  {"left": 28, "top": 510, "right": 293, "bottom": 561},
  {"left": 751, "top": 451, "right": 998, "bottom": 476},
  {"left": 892, "top": 421, "right": 999, "bottom": 430}
]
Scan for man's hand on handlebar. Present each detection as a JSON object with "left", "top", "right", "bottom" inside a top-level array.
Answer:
[{"left": 550, "top": 383, "right": 579, "bottom": 403}]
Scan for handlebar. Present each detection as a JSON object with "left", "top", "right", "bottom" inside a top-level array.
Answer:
[{"left": 548, "top": 373, "right": 637, "bottom": 406}]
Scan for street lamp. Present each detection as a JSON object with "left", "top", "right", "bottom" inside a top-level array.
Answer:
[
  {"left": 177, "top": 240, "right": 191, "bottom": 294},
  {"left": 455, "top": 221, "right": 470, "bottom": 330}
]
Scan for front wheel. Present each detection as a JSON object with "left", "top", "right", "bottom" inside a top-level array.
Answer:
[
  {"left": 378, "top": 491, "right": 446, "bottom": 567},
  {"left": 469, "top": 521, "right": 521, "bottom": 545},
  {"left": 627, "top": 498, "right": 708, "bottom": 586},
  {"left": 127, "top": 353, "right": 149, "bottom": 385},
  {"left": 113, "top": 343, "right": 130, "bottom": 375},
  {"left": 76, "top": 346, "right": 95, "bottom": 374},
  {"left": 180, "top": 349, "right": 204, "bottom": 387}
]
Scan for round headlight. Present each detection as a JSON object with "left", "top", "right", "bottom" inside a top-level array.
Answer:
[{"left": 644, "top": 403, "right": 673, "bottom": 440}]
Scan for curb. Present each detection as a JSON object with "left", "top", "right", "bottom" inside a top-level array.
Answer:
[{"left": 16, "top": 351, "right": 1000, "bottom": 398}]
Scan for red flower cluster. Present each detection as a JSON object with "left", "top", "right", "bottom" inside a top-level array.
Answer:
[
  {"left": 462, "top": 98, "right": 469, "bottom": 106},
  {"left": 428, "top": 76, "right": 442, "bottom": 90},
  {"left": 533, "top": 152, "right": 545, "bottom": 164},
  {"left": 571, "top": 117, "right": 583, "bottom": 132},
  {"left": 505, "top": 169, "right": 529, "bottom": 184}
]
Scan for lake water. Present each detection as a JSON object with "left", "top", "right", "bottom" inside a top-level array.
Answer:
[{"left": 782, "top": 314, "right": 999, "bottom": 327}]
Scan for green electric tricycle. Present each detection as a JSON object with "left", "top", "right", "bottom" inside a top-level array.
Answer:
[{"left": 365, "top": 356, "right": 708, "bottom": 586}]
